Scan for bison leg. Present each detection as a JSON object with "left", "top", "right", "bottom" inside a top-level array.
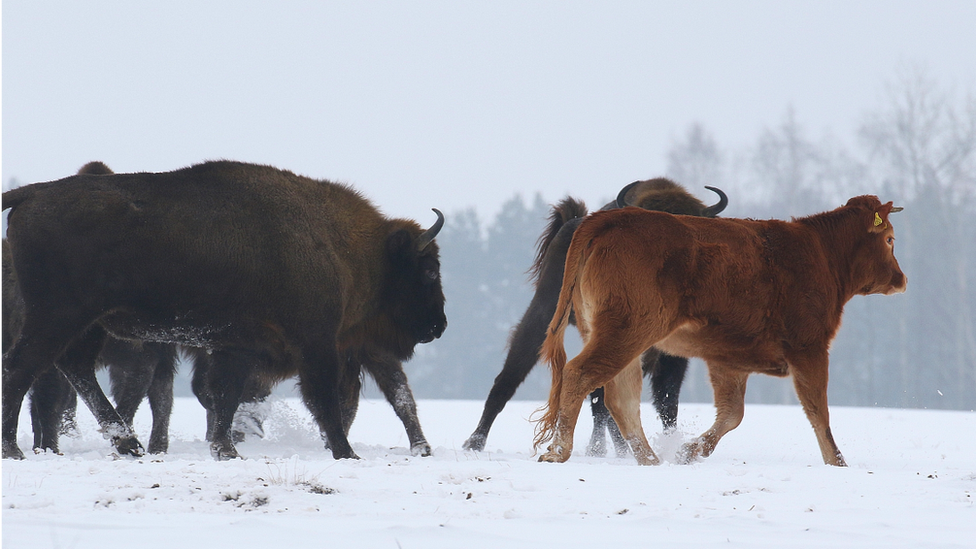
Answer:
[
  {"left": 604, "top": 357, "right": 659, "bottom": 465},
  {"left": 190, "top": 352, "right": 219, "bottom": 442},
  {"left": 106, "top": 341, "right": 162, "bottom": 447},
  {"left": 464, "top": 219, "right": 581, "bottom": 452},
  {"left": 202, "top": 349, "right": 257, "bottom": 461},
  {"left": 363, "top": 353, "right": 430, "bottom": 457},
  {"left": 144, "top": 345, "right": 177, "bottom": 454},
  {"left": 3, "top": 337, "right": 47, "bottom": 459},
  {"left": 790, "top": 354, "right": 846, "bottom": 467},
  {"left": 650, "top": 351, "right": 688, "bottom": 432},
  {"left": 28, "top": 369, "right": 76, "bottom": 453},
  {"left": 678, "top": 365, "right": 747, "bottom": 464},
  {"left": 55, "top": 326, "right": 144, "bottom": 457},
  {"left": 297, "top": 345, "right": 359, "bottom": 460},
  {"left": 585, "top": 388, "right": 630, "bottom": 457}
]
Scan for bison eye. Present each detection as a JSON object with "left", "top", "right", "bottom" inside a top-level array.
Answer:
[{"left": 425, "top": 269, "right": 439, "bottom": 281}]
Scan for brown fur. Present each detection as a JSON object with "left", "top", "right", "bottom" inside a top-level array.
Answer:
[{"left": 535, "top": 196, "right": 907, "bottom": 466}]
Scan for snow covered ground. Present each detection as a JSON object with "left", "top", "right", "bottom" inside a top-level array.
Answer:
[{"left": 3, "top": 396, "right": 974, "bottom": 548}]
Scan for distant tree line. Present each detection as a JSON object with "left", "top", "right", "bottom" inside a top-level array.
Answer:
[
  {"left": 5, "top": 68, "right": 972, "bottom": 412},
  {"left": 406, "top": 67, "right": 976, "bottom": 412}
]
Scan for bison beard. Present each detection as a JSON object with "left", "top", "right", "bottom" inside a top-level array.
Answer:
[
  {"left": 535, "top": 196, "right": 906, "bottom": 466},
  {"left": 463, "top": 178, "right": 728, "bottom": 455},
  {"left": 1, "top": 160, "right": 446, "bottom": 461}
]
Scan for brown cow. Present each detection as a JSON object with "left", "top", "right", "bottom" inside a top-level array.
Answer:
[{"left": 535, "top": 196, "right": 906, "bottom": 466}]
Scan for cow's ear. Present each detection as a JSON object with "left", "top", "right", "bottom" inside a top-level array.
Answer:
[
  {"left": 869, "top": 202, "right": 895, "bottom": 233},
  {"left": 386, "top": 229, "right": 414, "bottom": 259}
]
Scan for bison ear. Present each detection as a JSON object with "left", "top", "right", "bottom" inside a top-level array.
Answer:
[
  {"left": 870, "top": 202, "right": 896, "bottom": 232},
  {"left": 386, "top": 229, "right": 414, "bottom": 259}
]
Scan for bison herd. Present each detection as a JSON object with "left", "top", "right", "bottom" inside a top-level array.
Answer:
[{"left": 2, "top": 160, "right": 906, "bottom": 467}]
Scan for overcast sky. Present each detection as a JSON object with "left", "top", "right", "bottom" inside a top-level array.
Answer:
[{"left": 4, "top": 1, "right": 975, "bottom": 222}]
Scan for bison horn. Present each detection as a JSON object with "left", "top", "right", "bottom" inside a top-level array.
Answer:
[
  {"left": 702, "top": 186, "right": 729, "bottom": 217},
  {"left": 615, "top": 181, "right": 641, "bottom": 208},
  {"left": 417, "top": 208, "right": 445, "bottom": 251}
]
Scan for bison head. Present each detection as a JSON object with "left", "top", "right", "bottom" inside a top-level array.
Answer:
[
  {"left": 378, "top": 209, "right": 448, "bottom": 359},
  {"left": 614, "top": 178, "right": 728, "bottom": 217}
]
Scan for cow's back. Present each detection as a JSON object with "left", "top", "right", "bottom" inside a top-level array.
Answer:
[{"left": 575, "top": 208, "right": 837, "bottom": 367}]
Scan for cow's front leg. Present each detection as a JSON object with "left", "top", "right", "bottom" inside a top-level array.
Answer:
[
  {"left": 604, "top": 357, "right": 659, "bottom": 465},
  {"left": 790, "top": 352, "right": 846, "bottom": 466},
  {"left": 678, "top": 365, "right": 747, "bottom": 464}
]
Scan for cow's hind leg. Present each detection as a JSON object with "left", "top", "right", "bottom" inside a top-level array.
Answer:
[
  {"left": 604, "top": 357, "right": 659, "bottom": 465},
  {"left": 790, "top": 353, "right": 846, "bottom": 466},
  {"left": 678, "top": 364, "right": 747, "bottom": 464},
  {"left": 539, "top": 332, "right": 650, "bottom": 464}
]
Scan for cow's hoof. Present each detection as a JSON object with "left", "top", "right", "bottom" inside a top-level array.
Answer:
[
  {"left": 538, "top": 445, "right": 570, "bottom": 463},
  {"left": 677, "top": 442, "right": 705, "bottom": 464},
  {"left": 462, "top": 434, "right": 486, "bottom": 452},
  {"left": 114, "top": 437, "right": 145, "bottom": 457},
  {"left": 411, "top": 441, "right": 432, "bottom": 457}
]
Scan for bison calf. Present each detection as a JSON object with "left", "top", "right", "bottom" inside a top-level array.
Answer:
[{"left": 535, "top": 196, "right": 906, "bottom": 466}]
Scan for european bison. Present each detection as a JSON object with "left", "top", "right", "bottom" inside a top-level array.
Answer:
[
  {"left": 3, "top": 161, "right": 182, "bottom": 455},
  {"left": 535, "top": 196, "right": 906, "bottom": 466},
  {"left": 462, "top": 178, "right": 727, "bottom": 455},
  {"left": 2, "top": 160, "right": 446, "bottom": 460}
]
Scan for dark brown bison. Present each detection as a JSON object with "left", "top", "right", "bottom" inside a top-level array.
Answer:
[
  {"left": 3, "top": 161, "right": 181, "bottom": 455},
  {"left": 462, "top": 178, "right": 727, "bottom": 455},
  {"left": 2, "top": 160, "right": 446, "bottom": 460},
  {"left": 535, "top": 196, "right": 906, "bottom": 466}
]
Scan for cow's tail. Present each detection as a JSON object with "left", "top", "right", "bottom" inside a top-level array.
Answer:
[
  {"left": 528, "top": 198, "right": 588, "bottom": 286},
  {"left": 2, "top": 185, "right": 37, "bottom": 213},
  {"left": 533, "top": 223, "right": 593, "bottom": 451}
]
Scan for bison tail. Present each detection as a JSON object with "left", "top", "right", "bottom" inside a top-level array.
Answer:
[
  {"left": 528, "top": 198, "right": 588, "bottom": 286},
  {"left": 2, "top": 185, "right": 35, "bottom": 213}
]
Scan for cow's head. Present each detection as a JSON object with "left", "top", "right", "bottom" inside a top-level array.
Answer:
[
  {"left": 379, "top": 209, "right": 448, "bottom": 358},
  {"left": 847, "top": 196, "right": 908, "bottom": 296},
  {"left": 615, "top": 178, "right": 728, "bottom": 217}
]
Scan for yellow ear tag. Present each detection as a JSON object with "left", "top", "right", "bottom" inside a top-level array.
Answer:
[{"left": 874, "top": 212, "right": 883, "bottom": 227}]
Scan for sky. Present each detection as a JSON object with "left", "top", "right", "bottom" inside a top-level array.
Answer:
[{"left": 3, "top": 1, "right": 975, "bottom": 222}]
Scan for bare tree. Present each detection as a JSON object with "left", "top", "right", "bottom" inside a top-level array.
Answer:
[{"left": 858, "top": 65, "right": 976, "bottom": 408}]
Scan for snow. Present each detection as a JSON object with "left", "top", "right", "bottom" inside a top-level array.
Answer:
[{"left": 3, "top": 397, "right": 974, "bottom": 548}]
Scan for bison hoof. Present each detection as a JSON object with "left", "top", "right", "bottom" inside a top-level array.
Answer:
[
  {"left": 3, "top": 442, "right": 26, "bottom": 460},
  {"left": 114, "top": 437, "right": 145, "bottom": 457},
  {"left": 147, "top": 442, "right": 169, "bottom": 455},
  {"left": 462, "top": 434, "right": 486, "bottom": 452},
  {"left": 411, "top": 442, "right": 432, "bottom": 457},
  {"left": 210, "top": 441, "right": 241, "bottom": 461},
  {"left": 585, "top": 437, "right": 608, "bottom": 457}
]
